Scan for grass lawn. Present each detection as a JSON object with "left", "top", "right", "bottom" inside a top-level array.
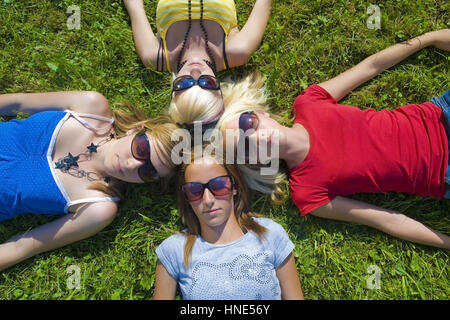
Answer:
[{"left": 0, "top": 0, "right": 449, "bottom": 300}]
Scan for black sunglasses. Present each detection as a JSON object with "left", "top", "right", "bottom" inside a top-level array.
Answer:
[
  {"left": 172, "top": 75, "right": 221, "bottom": 92},
  {"left": 239, "top": 111, "right": 259, "bottom": 133},
  {"left": 131, "top": 129, "right": 160, "bottom": 182},
  {"left": 181, "top": 175, "right": 233, "bottom": 202},
  {"left": 238, "top": 111, "right": 260, "bottom": 162}
]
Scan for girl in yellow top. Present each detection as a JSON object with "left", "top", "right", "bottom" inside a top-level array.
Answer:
[{"left": 123, "top": 0, "right": 273, "bottom": 126}]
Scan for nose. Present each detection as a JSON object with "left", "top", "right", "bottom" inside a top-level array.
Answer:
[
  {"left": 126, "top": 156, "right": 144, "bottom": 172},
  {"left": 189, "top": 67, "right": 202, "bottom": 79},
  {"left": 202, "top": 188, "right": 215, "bottom": 208}
]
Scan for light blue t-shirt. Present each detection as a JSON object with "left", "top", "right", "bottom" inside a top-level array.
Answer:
[{"left": 156, "top": 217, "right": 295, "bottom": 300}]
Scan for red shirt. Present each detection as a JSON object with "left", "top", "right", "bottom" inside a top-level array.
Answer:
[{"left": 289, "top": 85, "right": 448, "bottom": 216}]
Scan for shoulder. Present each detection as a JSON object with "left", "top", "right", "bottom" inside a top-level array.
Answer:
[
  {"left": 157, "top": 232, "right": 187, "bottom": 253},
  {"left": 293, "top": 84, "right": 337, "bottom": 107},
  {"left": 69, "top": 91, "right": 112, "bottom": 118},
  {"left": 252, "top": 217, "right": 286, "bottom": 234}
]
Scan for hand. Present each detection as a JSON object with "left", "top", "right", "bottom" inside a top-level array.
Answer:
[{"left": 426, "top": 29, "right": 450, "bottom": 51}]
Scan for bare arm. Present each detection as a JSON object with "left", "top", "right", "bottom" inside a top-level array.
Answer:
[
  {"left": 153, "top": 260, "right": 178, "bottom": 299},
  {"left": 0, "top": 201, "right": 117, "bottom": 271},
  {"left": 311, "top": 197, "right": 450, "bottom": 249},
  {"left": 123, "top": 0, "right": 160, "bottom": 68},
  {"left": 276, "top": 252, "right": 304, "bottom": 300},
  {"left": 0, "top": 91, "right": 112, "bottom": 117},
  {"left": 319, "top": 29, "right": 450, "bottom": 102},
  {"left": 226, "top": 0, "right": 273, "bottom": 67}
]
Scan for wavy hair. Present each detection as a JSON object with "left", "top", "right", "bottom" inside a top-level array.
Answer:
[
  {"left": 214, "top": 71, "right": 288, "bottom": 204},
  {"left": 89, "top": 102, "right": 180, "bottom": 200},
  {"left": 177, "top": 146, "right": 267, "bottom": 268}
]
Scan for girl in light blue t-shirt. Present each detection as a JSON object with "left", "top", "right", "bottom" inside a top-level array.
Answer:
[{"left": 153, "top": 150, "right": 303, "bottom": 300}]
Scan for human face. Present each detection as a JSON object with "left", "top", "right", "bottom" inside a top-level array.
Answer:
[
  {"left": 104, "top": 128, "right": 172, "bottom": 183},
  {"left": 184, "top": 157, "right": 237, "bottom": 230},
  {"left": 222, "top": 111, "right": 284, "bottom": 165},
  {"left": 177, "top": 57, "right": 215, "bottom": 78}
]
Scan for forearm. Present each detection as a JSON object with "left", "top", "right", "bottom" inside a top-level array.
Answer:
[
  {"left": 0, "top": 92, "right": 65, "bottom": 116},
  {"left": 319, "top": 32, "right": 436, "bottom": 101},
  {"left": 124, "top": 0, "right": 159, "bottom": 67},
  {"left": 228, "top": 0, "right": 272, "bottom": 65},
  {"left": 0, "top": 91, "right": 105, "bottom": 116},
  {"left": 313, "top": 198, "right": 450, "bottom": 250},
  {"left": 240, "top": 0, "right": 273, "bottom": 53},
  {"left": 379, "top": 213, "right": 450, "bottom": 250},
  {"left": 366, "top": 33, "right": 434, "bottom": 76},
  {"left": 0, "top": 204, "right": 116, "bottom": 271}
]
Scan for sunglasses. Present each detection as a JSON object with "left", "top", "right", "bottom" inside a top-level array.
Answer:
[
  {"left": 238, "top": 111, "right": 260, "bottom": 162},
  {"left": 239, "top": 111, "right": 259, "bottom": 133},
  {"left": 172, "top": 75, "right": 221, "bottom": 92},
  {"left": 131, "top": 129, "right": 160, "bottom": 182},
  {"left": 181, "top": 175, "right": 233, "bottom": 202}
]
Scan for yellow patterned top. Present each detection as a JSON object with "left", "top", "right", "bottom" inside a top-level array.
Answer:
[{"left": 155, "top": 0, "right": 238, "bottom": 72}]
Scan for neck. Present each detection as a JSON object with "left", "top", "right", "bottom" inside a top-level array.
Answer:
[
  {"left": 278, "top": 124, "right": 310, "bottom": 169},
  {"left": 90, "top": 138, "right": 115, "bottom": 178},
  {"left": 181, "top": 47, "right": 210, "bottom": 63},
  {"left": 200, "top": 215, "right": 244, "bottom": 245}
]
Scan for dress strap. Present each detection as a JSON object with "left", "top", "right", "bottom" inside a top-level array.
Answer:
[
  {"left": 222, "top": 30, "right": 230, "bottom": 70},
  {"left": 67, "top": 110, "right": 114, "bottom": 132},
  {"left": 65, "top": 197, "right": 120, "bottom": 212}
]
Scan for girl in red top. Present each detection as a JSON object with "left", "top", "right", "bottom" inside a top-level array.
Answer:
[{"left": 217, "top": 29, "right": 450, "bottom": 249}]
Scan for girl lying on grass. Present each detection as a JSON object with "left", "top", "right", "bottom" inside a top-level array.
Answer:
[
  {"left": 0, "top": 91, "right": 178, "bottom": 270},
  {"left": 216, "top": 29, "right": 450, "bottom": 249},
  {"left": 123, "top": 0, "right": 273, "bottom": 126},
  {"left": 153, "top": 146, "right": 303, "bottom": 299}
]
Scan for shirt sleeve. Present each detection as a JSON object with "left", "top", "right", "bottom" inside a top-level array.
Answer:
[
  {"left": 289, "top": 180, "right": 335, "bottom": 216},
  {"left": 293, "top": 84, "right": 338, "bottom": 116},
  {"left": 155, "top": 233, "right": 186, "bottom": 281},
  {"left": 258, "top": 218, "right": 295, "bottom": 268}
]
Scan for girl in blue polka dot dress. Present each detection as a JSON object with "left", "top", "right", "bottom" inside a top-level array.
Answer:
[{"left": 153, "top": 147, "right": 303, "bottom": 300}]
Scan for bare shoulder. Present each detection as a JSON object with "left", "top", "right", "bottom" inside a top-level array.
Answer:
[{"left": 69, "top": 91, "right": 112, "bottom": 118}]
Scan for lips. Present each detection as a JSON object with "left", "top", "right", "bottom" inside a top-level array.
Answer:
[
  {"left": 203, "top": 208, "right": 220, "bottom": 216},
  {"left": 116, "top": 156, "right": 124, "bottom": 175}
]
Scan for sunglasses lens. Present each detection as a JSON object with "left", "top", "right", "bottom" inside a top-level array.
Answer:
[
  {"left": 198, "top": 75, "right": 219, "bottom": 90},
  {"left": 138, "top": 162, "right": 159, "bottom": 182},
  {"left": 183, "top": 183, "right": 204, "bottom": 201},
  {"left": 131, "top": 131, "right": 150, "bottom": 160},
  {"left": 132, "top": 130, "right": 159, "bottom": 182},
  {"left": 173, "top": 77, "right": 195, "bottom": 91},
  {"left": 239, "top": 112, "right": 258, "bottom": 133},
  {"left": 209, "top": 176, "right": 232, "bottom": 196}
]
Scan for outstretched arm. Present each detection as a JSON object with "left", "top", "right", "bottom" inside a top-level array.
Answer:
[
  {"left": 153, "top": 260, "right": 178, "bottom": 299},
  {"left": 319, "top": 29, "right": 450, "bottom": 102},
  {"left": 226, "top": 0, "right": 273, "bottom": 67},
  {"left": 0, "top": 91, "right": 111, "bottom": 117},
  {"left": 123, "top": 0, "right": 160, "bottom": 68},
  {"left": 276, "top": 253, "right": 304, "bottom": 300},
  {"left": 311, "top": 197, "right": 450, "bottom": 249},
  {"left": 0, "top": 202, "right": 117, "bottom": 271}
]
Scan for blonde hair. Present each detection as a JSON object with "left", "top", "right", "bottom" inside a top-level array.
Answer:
[
  {"left": 90, "top": 102, "right": 180, "bottom": 199},
  {"left": 168, "top": 85, "right": 224, "bottom": 125},
  {"left": 177, "top": 146, "right": 267, "bottom": 268},
  {"left": 215, "top": 71, "right": 288, "bottom": 204}
]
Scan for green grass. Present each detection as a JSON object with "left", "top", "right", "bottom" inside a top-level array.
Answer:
[{"left": 0, "top": 0, "right": 449, "bottom": 300}]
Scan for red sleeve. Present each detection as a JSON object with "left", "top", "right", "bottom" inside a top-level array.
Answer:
[
  {"left": 289, "top": 180, "right": 336, "bottom": 216},
  {"left": 293, "top": 84, "right": 337, "bottom": 110}
]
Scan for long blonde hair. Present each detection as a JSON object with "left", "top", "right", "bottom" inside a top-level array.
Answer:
[
  {"left": 90, "top": 102, "right": 180, "bottom": 199},
  {"left": 177, "top": 146, "right": 267, "bottom": 268},
  {"left": 168, "top": 84, "right": 224, "bottom": 125},
  {"left": 215, "top": 72, "right": 288, "bottom": 204}
]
